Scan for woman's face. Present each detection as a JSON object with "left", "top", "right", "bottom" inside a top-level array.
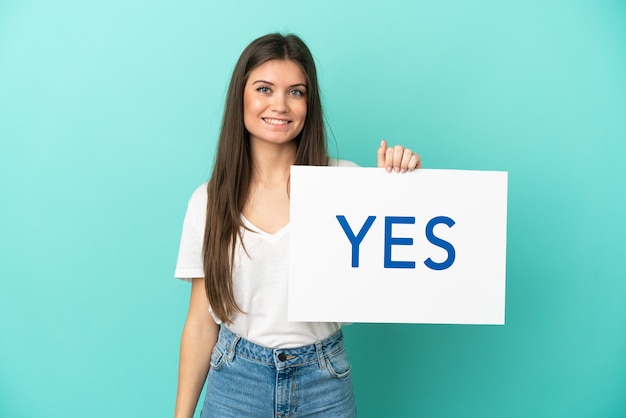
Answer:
[{"left": 243, "top": 59, "right": 308, "bottom": 147}]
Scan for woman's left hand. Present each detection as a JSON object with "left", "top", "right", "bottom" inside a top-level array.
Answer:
[{"left": 377, "top": 139, "right": 422, "bottom": 173}]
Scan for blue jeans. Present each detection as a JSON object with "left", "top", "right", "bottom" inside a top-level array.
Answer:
[{"left": 201, "top": 326, "right": 357, "bottom": 417}]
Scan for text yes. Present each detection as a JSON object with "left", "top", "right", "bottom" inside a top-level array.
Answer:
[{"left": 336, "top": 215, "right": 456, "bottom": 270}]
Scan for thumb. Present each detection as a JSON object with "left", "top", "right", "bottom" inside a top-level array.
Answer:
[{"left": 377, "top": 139, "right": 387, "bottom": 168}]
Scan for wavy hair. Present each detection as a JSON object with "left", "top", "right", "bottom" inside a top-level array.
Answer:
[{"left": 203, "top": 33, "right": 328, "bottom": 323}]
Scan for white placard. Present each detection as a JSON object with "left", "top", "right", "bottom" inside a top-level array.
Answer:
[{"left": 288, "top": 167, "right": 508, "bottom": 324}]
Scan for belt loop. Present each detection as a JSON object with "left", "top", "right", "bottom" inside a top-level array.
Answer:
[
  {"left": 226, "top": 330, "right": 240, "bottom": 362},
  {"left": 315, "top": 340, "right": 326, "bottom": 370}
]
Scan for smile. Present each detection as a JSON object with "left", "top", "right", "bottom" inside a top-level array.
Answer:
[{"left": 262, "top": 118, "right": 290, "bottom": 126}]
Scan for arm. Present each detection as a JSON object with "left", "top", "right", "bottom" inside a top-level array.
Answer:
[
  {"left": 174, "top": 278, "right": 219, "bottom": 418},
  {"left": 377, "top": 139, "right": 422, "bottom": 173}
]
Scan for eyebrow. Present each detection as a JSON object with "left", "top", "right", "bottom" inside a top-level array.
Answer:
[{"left": 251, "top": 80, "right": 307, "bottom": 89}]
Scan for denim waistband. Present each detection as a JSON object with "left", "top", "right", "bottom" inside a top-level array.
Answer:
[{"left": 216, "top": 326, "right": 345, "bottom": 370}]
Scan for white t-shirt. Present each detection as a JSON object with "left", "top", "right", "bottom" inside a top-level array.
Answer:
[{"left": 174, "top": 159, "right": 358, "bottom": 348}]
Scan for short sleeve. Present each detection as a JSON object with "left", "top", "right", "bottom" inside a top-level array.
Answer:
[
  {"left": 174, "top": 183, "right": 208, "bottom": 281},
  {"left": 328, "top": 158, "right": 359, "bottom": 167}
]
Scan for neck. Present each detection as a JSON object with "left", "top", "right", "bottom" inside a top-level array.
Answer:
[{"left": 249, "top": 139, "right": 297, "bottom": 185}]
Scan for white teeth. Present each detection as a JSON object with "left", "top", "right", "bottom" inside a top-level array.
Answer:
[{"left": 264, "top": 118, "right": 289, "bottom": 125}]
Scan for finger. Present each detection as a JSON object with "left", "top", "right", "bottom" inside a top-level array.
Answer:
[
  {"left": 412, "top": 153, "right": 422, "bottom": 170},
  {"left": 393, "top": 145, "right": 404, "bottom": 172},
  {"left": 400, "top": 148, "right": 412, "bottom": 172},
  {"left": 385, "top": 146, "right": 394, "bottom": 173},
  {"left": 377, "top": 139, "right": 387, "bottom": 168}
]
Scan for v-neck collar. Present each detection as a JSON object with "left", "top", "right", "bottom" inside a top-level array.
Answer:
[{"left": 241, "top": 215, "right": 290, "bottom": 242}]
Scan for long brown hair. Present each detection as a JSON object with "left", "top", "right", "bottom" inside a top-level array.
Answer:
[{"left": 203, "top": 33, "right": 328, "bottom": 323}]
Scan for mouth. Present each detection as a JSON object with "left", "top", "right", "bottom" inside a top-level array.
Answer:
[{"left": 262, "top": 117, "right": 291, "bottom": 126}]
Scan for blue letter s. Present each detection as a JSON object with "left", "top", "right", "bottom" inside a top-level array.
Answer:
[{"left": 424, "top": 216, "right": 456, "bottom": 270}]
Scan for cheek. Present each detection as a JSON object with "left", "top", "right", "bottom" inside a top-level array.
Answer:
[
  {"left": 295, "top": 101, "right": 308, "bottom": 122},
  {"left": 243, "top": 94, "right": 254, "bottom": 115},
  {"left": 243, "top": 95, "right": 259, "bottom": 127}
]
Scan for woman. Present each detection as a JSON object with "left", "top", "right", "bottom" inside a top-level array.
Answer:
[{"left": 174, "top": 33, "right": 421, "bottom": 418}]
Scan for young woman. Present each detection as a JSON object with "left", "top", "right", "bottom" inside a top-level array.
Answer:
[{"left": 174, "top": 33, "right": 421, "bottom": 418}]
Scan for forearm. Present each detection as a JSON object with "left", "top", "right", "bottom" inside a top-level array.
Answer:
[{"left": 174, "top": 321, "right": 218, "bottom": 418}]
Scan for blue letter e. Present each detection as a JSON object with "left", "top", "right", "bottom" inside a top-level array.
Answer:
[{"left": 384, "top": 216, "right": 416, "bottom": 269}]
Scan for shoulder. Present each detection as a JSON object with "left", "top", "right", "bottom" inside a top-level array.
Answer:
[
  {"left": 188, "top": 182, "right": 208, "bottom": 207},
  {"left": 328, "top": 158, "right": 360, "bottom": 168},
  {"left": 182, "top": 182, "right": 208, "bottom": 218}
]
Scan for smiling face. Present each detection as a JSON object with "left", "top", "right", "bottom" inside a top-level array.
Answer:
[{"left": 243, "top": 59, "right": 308, "bottom": 147}]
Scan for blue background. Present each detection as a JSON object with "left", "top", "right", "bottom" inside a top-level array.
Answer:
[{"left": 1, "top": 1, "right": 625, "bottom": 416}]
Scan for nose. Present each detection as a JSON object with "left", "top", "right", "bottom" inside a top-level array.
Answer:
[{"left": 269, "top": 93, "right": 288, "bottom": 113}]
